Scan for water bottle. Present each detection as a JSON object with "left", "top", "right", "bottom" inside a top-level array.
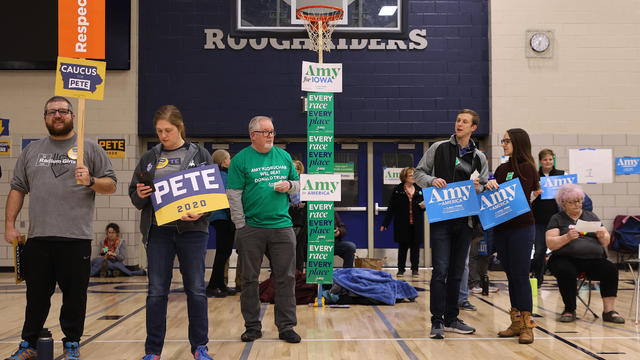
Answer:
[
  {"left": 37, "top": 328, "right": 53, "bottom": 360},
  {"left": 481, "top": 275, "right": 489, "bottom": 296}
]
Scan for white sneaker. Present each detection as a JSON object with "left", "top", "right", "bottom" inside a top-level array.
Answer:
[
  {"left": 489, "top": 286, "right": 499, "bottom": 293},
  {"left": 470, "top": 286, "right": 482, "bottom": 294}
]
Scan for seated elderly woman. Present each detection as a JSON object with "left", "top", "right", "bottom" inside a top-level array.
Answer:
[{"left": 545, "top": 183, "right": 624, "bottom": 323}]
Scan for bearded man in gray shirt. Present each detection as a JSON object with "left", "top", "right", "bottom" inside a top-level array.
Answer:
[{"left": 4, "top": 96, "right": 117, "bottom": 360}]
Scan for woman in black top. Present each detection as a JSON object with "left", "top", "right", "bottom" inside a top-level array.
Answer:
[
  {"left": 530, "top": 148, "right": 564, "bottom": 287},
  {"left": 381, "top": 167, "right": 425, "bottom": 277},
  {"left": 546, "top": 183, "right": 624, "bottom": 324}
]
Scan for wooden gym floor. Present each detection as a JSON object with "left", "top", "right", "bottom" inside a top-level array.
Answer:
[{"left": 0, "top": 268, "right": 638, "bottom": 360}]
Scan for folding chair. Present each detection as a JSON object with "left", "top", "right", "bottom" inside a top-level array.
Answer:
[
  {"left": 576, "top": 272, "right": 598, "bottom": 319},
  {"left": 625, "top": 245, "right": 640, "bottom": 324}
]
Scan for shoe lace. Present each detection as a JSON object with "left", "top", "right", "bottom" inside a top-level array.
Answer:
[
  {"left": 194, "top": 345, "right": 212, "bottom": 360},
  {"left": 63, "top": 342, "right": 80, "bottom": 359},
  {"left": 9, "top": 341, "right": 36, "bottom": 360}
]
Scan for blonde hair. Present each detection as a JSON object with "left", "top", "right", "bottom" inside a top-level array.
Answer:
[
  {"left": 154, "top": 105, "right": 186, "bottom": 139},
  {"left": 212, "top": 149, "right": 230, "bottom": 167},
  {"left": 292, "top": 160, "right": 304, "bottom": 174},
  {"left": 399, "top": 167, "right": 415, "bottom": 183}
]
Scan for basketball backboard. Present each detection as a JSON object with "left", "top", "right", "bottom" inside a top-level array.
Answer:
[{"left": 233, "top": 0, "right": 406, "bottom": 37}]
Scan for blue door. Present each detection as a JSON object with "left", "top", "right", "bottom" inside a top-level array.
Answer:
[
  {"left": 373, "top": 142, "right": 426, "bottom": 250},
  {"left": 287, "top": 141, "right": 368, "bottom": 249}
]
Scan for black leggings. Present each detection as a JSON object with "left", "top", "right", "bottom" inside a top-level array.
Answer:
[
  {"left": 207, "top": 220, "right": 236, "bottom": 289},
  {"left": 548, "top": 255, "right": 618, "bottom": 313}
]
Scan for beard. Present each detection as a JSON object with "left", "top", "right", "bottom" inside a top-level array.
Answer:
[
  {"left": 264, "top": 142, "right": 273, "bottom": 150},
  {"left": 46, "top": 119, "right": 74, "bottom": 136}
]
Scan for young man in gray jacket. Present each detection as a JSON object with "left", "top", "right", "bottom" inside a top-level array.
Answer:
[{"left": 414, "top": 109, "right": 488, "bottom": 339}]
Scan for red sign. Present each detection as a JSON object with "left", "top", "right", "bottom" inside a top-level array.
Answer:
[{"left": 58, "top": 0, "right": 105, "bottom": 59}]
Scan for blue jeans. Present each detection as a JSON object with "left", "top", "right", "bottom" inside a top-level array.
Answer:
[
  {"left": 145, "top": 225, "right": 209, "bottom": 355},
  {"left": 334, "top": 240, "right": 356, "bottom": 268},
  {"left": 429, "top": 218, "right": 472, "bottom": 325},
  {"left": 458, "top": 250, "right": 470, "bottom": 305},
  {"left": 494, "top": 225, "right": 535, "bottom": 312}
]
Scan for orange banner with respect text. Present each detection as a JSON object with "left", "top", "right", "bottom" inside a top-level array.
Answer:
[{"left": 58, "top": 0, "right": 105, "bottom": 59}]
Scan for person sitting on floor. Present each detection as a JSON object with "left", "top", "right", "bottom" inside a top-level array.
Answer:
[
  {"left": 545, "top": 184, "right": 624, "bottom": 324},
  {"left": 90, "top": 223, "right": 146, "bottom": 277}
]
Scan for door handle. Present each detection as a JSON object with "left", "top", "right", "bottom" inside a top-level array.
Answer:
[
  {"left": 334, "top": 207, "right": 367, "bottom": 212},
  {"left": 374, "top": 202, "right": 388, "bottom": 216}
]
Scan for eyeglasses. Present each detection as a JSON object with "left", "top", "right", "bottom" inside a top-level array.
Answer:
[
  {"left": 45, "top": 109, "right": 72, "bottom": 116},
  {"left": 565, "top": 199, "right": 583, "bottom": 205},
  {"left": 500, "top": 138, "right": 511, "bottom": 145},
  {"left": 253, "top": 130, "right": 275, "bottom": 137}
]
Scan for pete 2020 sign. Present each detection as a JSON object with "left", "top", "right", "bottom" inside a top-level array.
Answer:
[{"left": 151, "top": 165, "right": 229, "bottom": 225}]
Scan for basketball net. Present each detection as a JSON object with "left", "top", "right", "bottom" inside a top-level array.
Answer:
[{"left": 297, "top": 5, "right": 344, "bottom": 63}]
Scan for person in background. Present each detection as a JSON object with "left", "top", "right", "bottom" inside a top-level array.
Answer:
[
  {"left": 289, "top": 160, "right": 308, "bottom": 272},
  {"left": 546, "top": 183, "right": 624, "bottom": 324},
  {"left": 486, "top": 128, "right": 539, "bottom": 344},
  {"left": 530, "top": 148, "right": 564, "bottom": 288},
  {"left": 334, "top": 212, "right": 356, "bottom": 268},
  {"left": 381, "top": 167, "right": 425, "bottom": 277},
  {"left": 206, "top": 149, "right": 237, "bottom": 298},
  {"left": 530, "top": 148, "right": 594, "bottom": 288},
  {"left": 129, "top": 105, "right": 215, "bottom": 360},
  {"left": 90, "top": 223, "right": 146, "bottom": 277},
  {"left": 5, "top": 96, "right": 117, "bottom": 360}
]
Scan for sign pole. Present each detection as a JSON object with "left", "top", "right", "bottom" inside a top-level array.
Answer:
[{"left": 75, "top": 97, "right": 86, "bottom": 184}]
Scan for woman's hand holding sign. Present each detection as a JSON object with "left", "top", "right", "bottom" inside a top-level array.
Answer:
[
  {"left": 137, "top": 183, "right": 154, "bottom": 198},
  {"left": 485, "top": 179, "right": 499, "bottom": 191},
  {"left": 181, "top": 212, "right": 204, "bottom": 221}
]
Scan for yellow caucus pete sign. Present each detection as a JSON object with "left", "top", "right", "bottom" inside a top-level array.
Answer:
[
  {"left": 150, "top": 165, "right": 229, "bottom": 226},
  {"left": 98, "top": 139, "right": 125, "bottom": 158},
  {"left": 55, "top": 57, "right": 106, "bottom": 100}
]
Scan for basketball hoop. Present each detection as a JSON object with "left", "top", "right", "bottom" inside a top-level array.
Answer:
[{"left": 296, "top": 5, "right": 344, "bottom": 54}]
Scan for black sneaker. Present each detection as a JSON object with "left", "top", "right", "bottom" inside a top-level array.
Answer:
[
  {"left": 444, "top": 319, "right": 476, "bottom": 334},
  {"left": 222, "top": 286, "right": 237, "bottom": 296},
  {"left": 278, "top": 329, "right": 301, "bottom": 343},
  {"left": 429, "top": 323, "right": 444, "bottom": 339},
  {"left": 240, "top": 329, "right": 262, "bottom": 342},
  {"left": 397, "top": 270, "right": 405, "bottom": 277},
  {"left": 458, "top": 300, "right": 477, "bottom": 311},
  {"left": 206, "top": 287, "right": 226, "bottom": 298}
]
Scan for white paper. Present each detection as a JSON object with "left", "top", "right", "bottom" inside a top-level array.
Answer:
[
  {"left": 569, "top": 148, "right": 612, "bottom": 183},
  {"left": 470, "top": 170, "right": 480, "bottom": 180},
  {"left": 575, "top": 219, "right": 601, "bottom": 233}
]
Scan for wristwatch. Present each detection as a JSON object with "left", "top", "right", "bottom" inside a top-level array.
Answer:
[{"left": 86, "top": 176, "right": 95, "bottom": 187}]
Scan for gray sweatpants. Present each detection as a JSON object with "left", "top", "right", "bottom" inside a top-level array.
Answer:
[{"left": 236, "top": 225, "right": 297, "bottom": 332}]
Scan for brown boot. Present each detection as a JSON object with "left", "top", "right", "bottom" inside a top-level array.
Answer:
[
  {"left": 498, "top": 307, "right": 521, "bottom": 337},
  {"left": 519, "top": 311, "right": 536, "bottom": 344}
]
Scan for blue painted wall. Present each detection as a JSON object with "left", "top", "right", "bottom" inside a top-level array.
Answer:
[{"left": 139, "top": 0, "right": 489, "bottom": 138}]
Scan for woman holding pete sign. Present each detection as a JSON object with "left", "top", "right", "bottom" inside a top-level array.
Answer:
[
  {"left": 485, "top": 128, "right": 539, "bottom": 344},
  {"left": 129, "top": 105, "right": 215, "bottom": 360}
]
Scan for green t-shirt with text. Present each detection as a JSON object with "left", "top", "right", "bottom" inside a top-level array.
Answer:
[{"left": 227, "top": 146, "right": 299, "bottom": 228}]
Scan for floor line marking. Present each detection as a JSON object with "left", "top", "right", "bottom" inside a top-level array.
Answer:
[{"left": 373, "top": 306, "right": 420, "bottom": 360}]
